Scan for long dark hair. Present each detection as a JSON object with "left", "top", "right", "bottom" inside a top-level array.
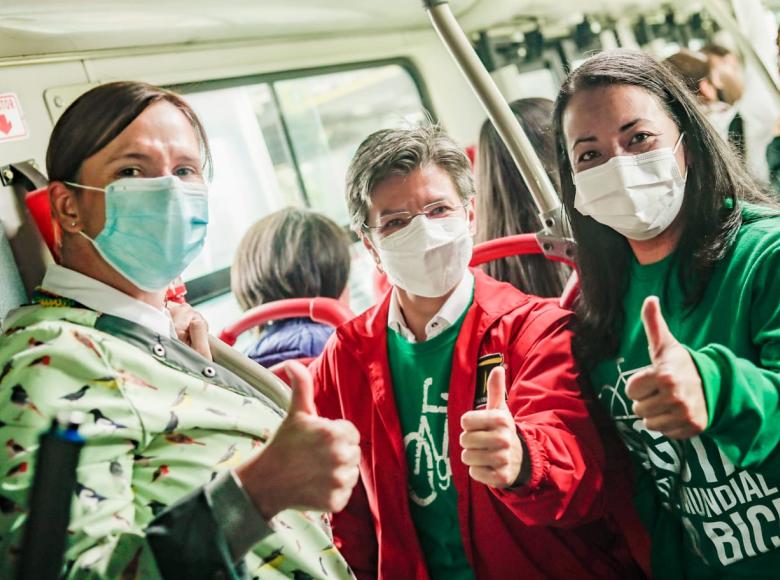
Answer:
[
  {"left": 476, "top": 98, "right": 569, "bottom": 297},
  {"left": 47, "top": 81, "right": 211, "bottom": 183},
  {"left": 552, "top": 49, "right": 775, "bottom": 368}
]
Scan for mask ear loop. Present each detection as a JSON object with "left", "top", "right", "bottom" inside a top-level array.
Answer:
[
  {"left": 63, "top": 181, "right": 106, "bottom": 192},
  {"left": 361, "top": 229, "right": 385, "bottom": 274},
  {"left": 673, "top": 132, "right": 688, "bottom": 181},
  {"left": 673, "top": 132, "right": 685, "bottom": 153}
]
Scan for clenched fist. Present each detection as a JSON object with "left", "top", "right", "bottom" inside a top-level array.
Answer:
[
  {"left": 459, "top": 366, "right": 525, "bottom": 488},
  {"left": 626, "top": 296, "right": 708, "bottom": 439},
  {"left": 236, "top": 360, "right": 361, "bottom": 518}
]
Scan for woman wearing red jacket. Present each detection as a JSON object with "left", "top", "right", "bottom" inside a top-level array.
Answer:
[{"left": 311, "top": 124, "right": 645, "bottom": 579}]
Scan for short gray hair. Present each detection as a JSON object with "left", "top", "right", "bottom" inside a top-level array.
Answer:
[{"left": 345, "top": 123, "right": 475, "bottom": 231}]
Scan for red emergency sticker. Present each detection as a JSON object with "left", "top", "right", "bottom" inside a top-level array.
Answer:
[{"left": 0, "top": 94, "right": 29, "bottom": 142}]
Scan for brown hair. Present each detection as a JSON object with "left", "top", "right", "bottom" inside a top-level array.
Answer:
[
  {"left": 663, "top": 49, "right": 710, "bottom": 95},
  {"left": 46, "top": 81, "right": 211, "bottom": 183},
  {"left": 231, "top": 207, "right": 351, "bottom": 311},
  {"left": 476, "top": 98, "right": 569, "bottom": 297}
]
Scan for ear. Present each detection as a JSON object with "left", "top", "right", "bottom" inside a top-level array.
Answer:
[
  {"left": 49, "top": 181, "right": 82, "bottom": 235},
  {"left": 360, "top": 231, "right": 384, "bottom": 274},
  {"left": 698, "top": 78, "right": 717, "bottom": 102},
  {"left": 338, "top": 285, "right": 351, "bottom": 308},
  {"left": 466, "top": 196, "right": 477, "bottom": 236}
]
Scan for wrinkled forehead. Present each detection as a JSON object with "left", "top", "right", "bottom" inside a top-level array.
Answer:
[
  {"left": 562, "top": 84, "right": 671, "bottom": 149},
  {"left": 368, "top": 164, "right": 460, "bottom": 213}
]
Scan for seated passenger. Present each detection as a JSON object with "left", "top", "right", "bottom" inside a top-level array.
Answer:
[
  {"left": 311, "top": 124, "right": 644, "bottom": 578},
  {"left": 555, "top": 48, "right": 780, "bottom": 578},
  {"left": 0, "top": 81, "right": 360, "bottom": 579},
  {"left": 231, "top": 207, "right": 350, "bottom": 367},
  {"left": 476, "top": 97, "right": 570, "bottom": 297}
]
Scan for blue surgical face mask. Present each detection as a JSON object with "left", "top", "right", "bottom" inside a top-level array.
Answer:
[{"left": 65, "top": 175, "right": 209, "bottom": 292}]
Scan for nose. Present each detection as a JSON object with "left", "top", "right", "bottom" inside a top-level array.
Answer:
[{"left": 603, "top": 140, "right": 629, "bottom": 160}]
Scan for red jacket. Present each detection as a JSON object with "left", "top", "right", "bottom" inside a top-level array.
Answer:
[{"left": 312, "top": 269, "right": 643, "bottom": 579}]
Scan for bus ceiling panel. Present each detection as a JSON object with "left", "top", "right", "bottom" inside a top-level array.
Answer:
[
  {"left": 0, "top": 0, "right": 478, "bottom": 60},
  {"left": 462, "top": 0, "right": 690, "bottom": 31}
]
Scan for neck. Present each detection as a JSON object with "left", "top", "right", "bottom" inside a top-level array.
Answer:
[
  {"left": 627, "top": 220, "right": 683, "bottom": 265},
  {"left": 60, "top": 236, "right": 167, "bottom": 310},
  {"left": 395, "top": 286, "right": 455, "bottom": 342}
]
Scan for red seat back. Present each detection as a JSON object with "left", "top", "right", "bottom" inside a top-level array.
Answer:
[
  {"left": 218, "top": 297, "right": 354, "bottom": 347},
  {"left": 470, "top": 234, "right": 579, "bottom": 309},
  {"left": 24, "top": 187, "right": 60, "bottom": 262}
]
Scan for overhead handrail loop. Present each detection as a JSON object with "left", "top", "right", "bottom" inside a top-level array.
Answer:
[{"left": 421, "top": 0, "right": 575, "bottom": 264}]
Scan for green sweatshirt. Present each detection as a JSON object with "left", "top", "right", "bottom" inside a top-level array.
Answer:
[
  {"left": 387, "top": 305, "right": 474, "bottom": 580},
  {"left": 590, "top": 205, "right": 780, "bottom": 579}
]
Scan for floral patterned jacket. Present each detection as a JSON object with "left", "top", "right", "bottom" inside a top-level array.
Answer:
[{"left": 0, "top": 295, "right": 351, "bottom": 579}]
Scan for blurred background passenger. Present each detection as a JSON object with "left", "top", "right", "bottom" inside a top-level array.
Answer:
[
  {"left": 476, "top": 98, "right": 570, "bottom": 297},
  {"left": 232, "top": 207, "right": 351, "bottom": 367},
  {"left": 664, "top": 47, "right": 745, "bottom": 157}
]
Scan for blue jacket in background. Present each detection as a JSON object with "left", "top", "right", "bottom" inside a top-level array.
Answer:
[{"left": 245, "top": 318, "right": 334, "bottom": 368}]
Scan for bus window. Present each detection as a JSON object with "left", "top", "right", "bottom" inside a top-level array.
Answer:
[
  {"left": 274, "top": 64, "right": 427, "bottom": 225},
  {"left": 172, "top": 61, "right": 430, "bottom": 327},
  {"left": 181, "top": 85, "right": 292, "bottom": 284}
]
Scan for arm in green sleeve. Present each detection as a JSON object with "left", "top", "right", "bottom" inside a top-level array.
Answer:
[{"left": 687, "top": 242, "right": 780, "bottom": 471}]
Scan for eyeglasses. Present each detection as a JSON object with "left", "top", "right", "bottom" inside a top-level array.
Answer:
[{"left": 362, "top": 200, "right": 469, "bottom": 238}]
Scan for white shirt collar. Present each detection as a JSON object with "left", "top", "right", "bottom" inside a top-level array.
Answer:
[
  {"left": 387, "top": 270, "right": 473, "bottom": 343},
  {"left": 41, "top": 264, "right": 174, "bottom": 338}
]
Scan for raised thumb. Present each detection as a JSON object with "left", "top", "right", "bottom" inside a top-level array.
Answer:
[
  {"left": 284, "top": 360, "right": 317, "bottom": 416},
  {"left": 641, "top": 296, "right": 675, "bottom": 364},
  {"left": 486, "top": 366, "right": 507, "bottom": 410}
]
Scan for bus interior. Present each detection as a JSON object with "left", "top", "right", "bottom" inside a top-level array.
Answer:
[{"left": 1, "top": 0, "right": 779, "bottom": 343}]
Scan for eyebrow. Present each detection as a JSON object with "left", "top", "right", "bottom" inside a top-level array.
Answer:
[
  {"left": 106, "top": 151, "right": 201, "bottom": 165},
  {"left": 377, "top": 199, "right": 448, "bottom": 217},
  {"left": 571, "top": 118, "right": 648, "bottom": 150}
]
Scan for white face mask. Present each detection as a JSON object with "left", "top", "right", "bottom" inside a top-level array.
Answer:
[
  {"left": 373, "top": 214, "right": 473, "bottom": 298},
  {"left": 573, "top": 134, "right": 686, "bottom": 241}
]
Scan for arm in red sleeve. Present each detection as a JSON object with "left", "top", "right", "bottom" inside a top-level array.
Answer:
[
  {"left": 491, "top": 307, "right": 606, "bottom": 527},
  {"left": 311, "top": 339, "right": 378, "bottom": 579}
]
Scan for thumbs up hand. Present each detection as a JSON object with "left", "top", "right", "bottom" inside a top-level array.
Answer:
[
  {"left": 625, "top": 296, "right": 707, "bottom": 440},
  {"left": 460, "top": 366, "right": 525, "bottom": 488},
  {"left": 236, "top": 360, "right": 361, "bottom": 519}
]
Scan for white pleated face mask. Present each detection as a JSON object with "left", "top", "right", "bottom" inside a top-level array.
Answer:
[
  {"left": 374, "top": 214, "right": 473, "bottom": 298},
  {"left": 573, "top": 133, "right": 686, "bottom": 241}
]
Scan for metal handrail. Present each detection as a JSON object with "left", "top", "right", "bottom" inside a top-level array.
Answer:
[{"left": 422, "top": 0, "right": 575, "bottom": 264}]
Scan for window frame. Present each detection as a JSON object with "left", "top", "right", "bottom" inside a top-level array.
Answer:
[{"left": 168, "top": 57, "right": 435, "bottom": 305}]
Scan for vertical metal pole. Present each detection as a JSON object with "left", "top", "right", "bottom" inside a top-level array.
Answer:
[{"left": 422, "top": 1, "right": 574, "bottom": 260}]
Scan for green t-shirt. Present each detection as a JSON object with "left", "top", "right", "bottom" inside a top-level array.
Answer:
[
  {"left": 387, "top": 304, "right": 474, "bottom": 580},
  {"left": 590, "top": 206, "right": 780, "bottom": 579}
]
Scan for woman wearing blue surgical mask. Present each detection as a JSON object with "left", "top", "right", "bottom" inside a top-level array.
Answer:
[
  {"left": 0, "top": 81, "right": 360, "bottom": 579},
  {"left": 554, "top": 49, "right": 780, "bottom": 579}
]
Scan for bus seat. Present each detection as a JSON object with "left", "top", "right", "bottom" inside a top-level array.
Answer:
[
  {"left": 469, "top": 233, "right": 579, "bottom": 310},
  {"left": 219, "top": 297, "right": 354, "bottom": 383},
  {"left": 24, "top": 187, "right": 60, "bottom": 262},
  {"left": 219, "top": 297, "right": 354, "bottom": 347},
  {"left": 0, "top": 221, "right": 28, "bottom": 320}
]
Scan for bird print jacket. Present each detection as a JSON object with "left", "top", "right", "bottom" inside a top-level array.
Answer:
[{"left": 0, "top": 294, "right": 352, "bottom": 579}]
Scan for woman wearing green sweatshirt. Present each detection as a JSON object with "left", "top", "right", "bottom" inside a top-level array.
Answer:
[{"left": 552, "top": 49, "right": 780, "bottom": 578}]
